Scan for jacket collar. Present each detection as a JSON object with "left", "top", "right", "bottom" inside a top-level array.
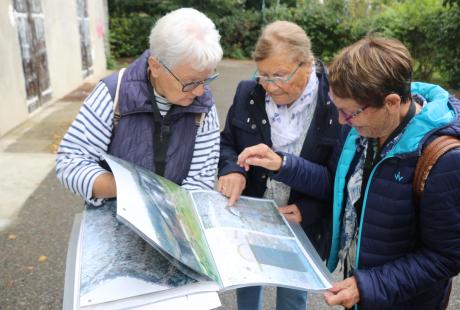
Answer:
[{"left": 388, "top": 82, "right": 455, "bottom": 157}]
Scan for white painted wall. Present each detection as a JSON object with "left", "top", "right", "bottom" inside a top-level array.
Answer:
[
  {"left": 0, "top": 0, "right": 107, "bottom": 137},
  {"left": 88, "top": 0, "right": 108, "bottom": 75},
  {"left": 42, "top": 0, "right": 83, "bottom": 100},
  {"left": 0, "top": 2, "right": 29, "bottom": 137}
]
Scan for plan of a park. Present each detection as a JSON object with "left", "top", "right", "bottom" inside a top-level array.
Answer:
[{"left": 63, "top": 154, "right": 332, "bottom": 309}]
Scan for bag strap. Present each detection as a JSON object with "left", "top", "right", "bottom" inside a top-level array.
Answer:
[
  {"left": 112, "top": 67, "right": 126, "bottom": 129},
  {"left": 413, "top": 135, "right": 460, "bottom": 201},
  {"left": 150, "top": 104, "right": 204, "bottom": 177}
]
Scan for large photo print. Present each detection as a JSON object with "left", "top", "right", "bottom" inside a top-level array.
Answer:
[{"left": 105, "top": 155, "right": 218, "bottom": 282}]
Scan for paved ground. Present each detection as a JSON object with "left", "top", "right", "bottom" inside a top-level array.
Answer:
[{"left": 0, "top": 59, "right": 458, "bottom": 309}]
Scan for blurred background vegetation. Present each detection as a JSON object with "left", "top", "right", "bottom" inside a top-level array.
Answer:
[{"left": 107, "top": 0, "right": 460, "bottom": 89}]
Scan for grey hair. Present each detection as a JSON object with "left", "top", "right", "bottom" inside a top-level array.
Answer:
[
  {"left": 253, "top": 21, "right": 314, "bottom": 64},
  {"left": 149, "top": 8, "right": 223, "bottom": 71}
]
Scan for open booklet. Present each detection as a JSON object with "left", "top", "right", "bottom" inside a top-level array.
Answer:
[
  {"left": 63, "top": 201, "right": 221, "bottom": 309},
  {"left": 106, "top": 154, "right": 333, "bottom": 294}
]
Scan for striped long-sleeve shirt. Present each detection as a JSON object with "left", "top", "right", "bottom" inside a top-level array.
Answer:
[{"left": 56, "top": 82, "right": 220, "bottom": 206}]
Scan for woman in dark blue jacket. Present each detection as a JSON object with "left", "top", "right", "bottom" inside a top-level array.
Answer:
[
  {"left": 218, "top": 21, "right": 341, "bottom": 310},
  {"left": 237, "top": 37, "right": 460, "bottom": 309}
]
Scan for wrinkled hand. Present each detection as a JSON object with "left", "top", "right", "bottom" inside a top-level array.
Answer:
[
  {"left": 279, "top": 204, "right": 302, "bottom": 223},
  {"left": 218, "top": 173, "right": 246, "bottom": 206},
  {"left": 324, "top": 276, "right": 360, "bottom": 309},
  {"left": 237, "top": 144, "right": 282, "bottom": 172}
]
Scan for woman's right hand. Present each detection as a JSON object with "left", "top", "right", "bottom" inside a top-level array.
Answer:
[
  {"left": 237, "top": 143, "right": 283, "bottom": 172},
  {"left": 217, "top": 173, "right": 246, "bottom": 206}
]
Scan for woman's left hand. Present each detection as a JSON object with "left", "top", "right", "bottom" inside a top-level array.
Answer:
[
  {"left": 279, "top": 204, "right": 302, "bottom": 223},
  {"left": 324, "top": 276, "right": 360, "bottom": 309},
  {"left": 237, "top": 143, "right": 282, "bottom": 172}
]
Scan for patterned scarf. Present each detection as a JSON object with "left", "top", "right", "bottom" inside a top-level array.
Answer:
[
  {"left": 264, "top": 66, "right": 318, "bottom": 206},
  {"left": 266, "top": 65, "right": 319, "bottom": 153}
]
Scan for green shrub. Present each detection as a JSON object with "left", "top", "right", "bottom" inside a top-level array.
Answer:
[
  {"left": 215, "top": 10, "right": 262, "bottom": 59},
  {"left": 106, "top": 1, "right": 459, "bottom": 88},
  {"left": 106, "top": 54, "right": 117, "bottom": 70},
  {"left": 264, "top": 4, "right": 355, "bottom": 63},
  {"left": 109, "top": 9, "right": 262, "bottom": 60},
  {"left": 108, "top": 3, "right": 350, "bottom": 63},
  {"left": 433, "top": 8, "right": 460, "bottom": 88},
  {"left": 366, "top": 0, "right": 443, "bottom": 81},
  {"left": 109, "top": 16, "right": 158, "bottom": 58}
]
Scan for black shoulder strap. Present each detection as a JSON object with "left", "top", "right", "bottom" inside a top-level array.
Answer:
[
  {"left": 355, "top": 100, "right": 416, "bottom": 219},
  {"left": 149, "top": 89, "right": 171, "bottom": 177},
  {"left": 151, "top": 107, "right": 205, "bottom": 177}
]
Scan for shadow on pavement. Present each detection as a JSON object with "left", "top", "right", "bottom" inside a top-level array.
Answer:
[{"left": 0, "top": 169, "right": 83, "bottom": 309}]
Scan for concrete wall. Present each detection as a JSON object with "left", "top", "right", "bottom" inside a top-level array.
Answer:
[
  {"left": 0, "top": 0, "right": 107, "bottom": 137},
  {"left": 0, "top": 2, "right": 29, "bottom": 138},
  {"left": 87, "top": 0, "right": 108, "bottom": 75},
  {"left": 43, "top": 0, "right": 84, "bottom": 100}
]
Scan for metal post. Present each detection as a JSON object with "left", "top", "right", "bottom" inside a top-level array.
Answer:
[{"left": 262, "top": 0, "right": 266, "bottom": 23}]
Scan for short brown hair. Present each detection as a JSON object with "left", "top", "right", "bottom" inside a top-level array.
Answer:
[
  {"left": 253, "top": 21, "right": 314, "bottom": 64},
  {"left": 329, "top": 36, "right": 412, "bottom": 107}
]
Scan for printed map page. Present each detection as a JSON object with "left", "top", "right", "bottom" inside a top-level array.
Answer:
[{"left": 190, "top": 191, "right": 332, "bottom": 291}]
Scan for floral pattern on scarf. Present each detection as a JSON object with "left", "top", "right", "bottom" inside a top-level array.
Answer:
[{"left": 264, "top": 65, "right": 319, "bottom": 206}]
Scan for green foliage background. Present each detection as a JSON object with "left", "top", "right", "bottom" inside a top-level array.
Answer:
[{"left": 107, "top": 0, "right": 460, "bottom": 88}]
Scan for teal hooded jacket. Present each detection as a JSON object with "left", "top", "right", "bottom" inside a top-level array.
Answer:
[{"left": 273, "top": 82, "right": 460, "bottom": 309}]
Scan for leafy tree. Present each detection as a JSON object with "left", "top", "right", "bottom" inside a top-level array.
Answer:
[
  {"left": 433, "top": 5, "right": 460, "bottom": 87},
  {"left": 108, "top": 0, "right": 246, "bottom": 18},
  {"left": 109, "top": 16, "right": 157, "bottom": 58},
  {"left": 215, "top": 10, "right": 262, "bottom": 58},
  {"left": 108, "top": 0, "right": 169, "bottom": 16},
  {"left": 324, "top": 0, "right": 347, "bottom": 16},
  {"left": 368, "top": 0, "right": 444, "bottom": 81},
  {"left": 282, "top": 2, "right": 354, "bottom": 63},
  {"left": 106, "top": 0, "right": 460, "bottom": 87},
  {"left": 443, "top": 0, "right": 460, "bottom": 5}
]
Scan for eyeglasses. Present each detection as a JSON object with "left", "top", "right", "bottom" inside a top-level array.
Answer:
[
  {"left": 254, "top": 62, "right": 304, "bottom": 86},
  {"left": 338, "top": 106, "right": 369, "bottom": 124},
  {"left": 159, "top": 60, "right": 219, "bottom": 92}
]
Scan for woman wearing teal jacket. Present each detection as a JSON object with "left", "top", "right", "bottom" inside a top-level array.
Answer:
[{"left": 236, "top": 37, "right": 460, "bottom": 309}]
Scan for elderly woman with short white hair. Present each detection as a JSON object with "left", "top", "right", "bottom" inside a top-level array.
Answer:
[{"left": 57, "top": 8, "right": 223, "bottom": 204}]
